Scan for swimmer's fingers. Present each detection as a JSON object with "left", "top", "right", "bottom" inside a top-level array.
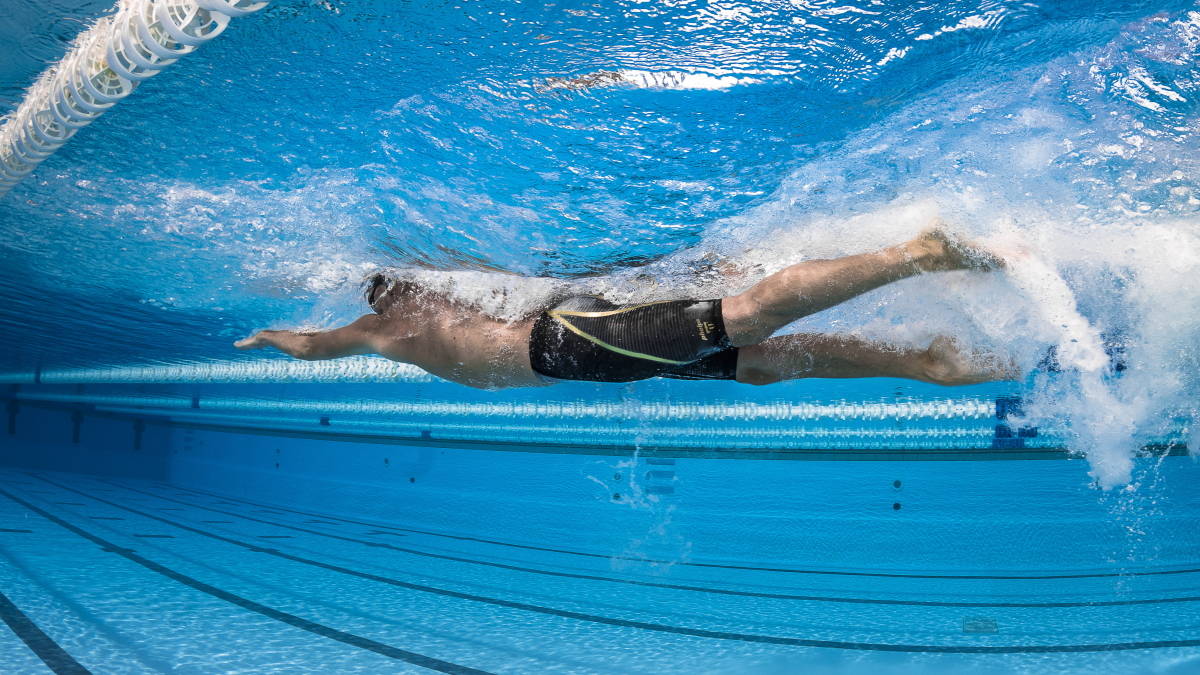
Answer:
[{"left": 234, "top": 332, "right": 267, "bottom": 350}]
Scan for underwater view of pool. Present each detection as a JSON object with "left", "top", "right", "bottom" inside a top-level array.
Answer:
[{"left": 2, "top": 0, "right": 1200, "bottom": 672}]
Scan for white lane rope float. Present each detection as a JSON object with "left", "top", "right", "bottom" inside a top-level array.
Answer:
[
  {"left": 0, "top": 357, "right": 434, "bottom": 385},
  {"left": 0, "top": 0, "right": 269, "bottom": 196},
  {"left": 6, "top": 385, "right": 997, "bottom": 422}
]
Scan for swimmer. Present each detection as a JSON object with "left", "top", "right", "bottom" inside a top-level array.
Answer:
[{"left": 235, "top": 227, "right": 1016, "bottom": 390}]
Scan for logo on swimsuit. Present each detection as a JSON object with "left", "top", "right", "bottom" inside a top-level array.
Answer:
[{"left": 696, "top": 320, "right": 717, "bottom": 341}]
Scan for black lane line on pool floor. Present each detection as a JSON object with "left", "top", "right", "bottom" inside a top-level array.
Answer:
[
  {"left": 0, "top": 588, "right": 92, "bottom": 675},
  {"left": 0, "top": 488, "right": 491, "bottom": 675},
  {"left": 29, "top": 475, "right": 1200, "bottom": 654},
  {"left": 100, "top": 478, "right": 1200, "bottom": 610},
  {"left": 162, "top": 480, "right": 1200, "bottom": 582}
]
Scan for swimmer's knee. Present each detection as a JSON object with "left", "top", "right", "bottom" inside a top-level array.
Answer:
[{"left": 722, "top": 295, "right": 780, "bottom": 347}]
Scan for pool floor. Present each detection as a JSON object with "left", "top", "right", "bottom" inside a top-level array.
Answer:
[{"left": 3, "top": 465, "right": 1200, "bottom": 674}]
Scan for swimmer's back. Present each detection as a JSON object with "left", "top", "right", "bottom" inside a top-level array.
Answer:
[{"left": 374, "top": 292, "right": 545, "bottom": 389}]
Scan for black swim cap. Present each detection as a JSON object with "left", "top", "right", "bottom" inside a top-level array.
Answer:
[{"left": 365, "top": 274, "right": 388, "bottom": 306}]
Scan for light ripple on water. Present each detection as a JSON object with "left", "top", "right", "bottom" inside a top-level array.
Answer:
[{"left": 1, "top": 0, "right": 1199, "bottom": 485}]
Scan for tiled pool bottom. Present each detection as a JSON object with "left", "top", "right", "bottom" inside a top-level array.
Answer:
[{"left": 2, "top": 460, "right": 1200, "bottom": 674}]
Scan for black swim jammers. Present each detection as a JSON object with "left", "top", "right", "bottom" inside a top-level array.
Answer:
[{"left": 528, "top": 296, "right": 739, "bottom": 383}]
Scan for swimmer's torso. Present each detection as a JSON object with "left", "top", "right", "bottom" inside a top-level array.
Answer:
[{"left": 373, "top": 293, "right": 545, "bottom": 389}]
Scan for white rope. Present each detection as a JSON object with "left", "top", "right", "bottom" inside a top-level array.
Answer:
[
  {"left": 0, "top": 357, "right": 433, "bottom": 384},
  {"left": 91, "top": 405, "right": 1003, "bottom": 449},
  {"left": 0, "top": 0, "right": 269, "bottom": 196},
  {"left": 11, "top": 390, "right": 997, "bottom": 422}
]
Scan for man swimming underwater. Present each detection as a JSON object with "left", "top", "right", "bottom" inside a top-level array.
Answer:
[{"left": 235, "top": 228, "right": 1015, "bottom": 389}]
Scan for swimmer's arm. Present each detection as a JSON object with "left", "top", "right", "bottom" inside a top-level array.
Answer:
[{"left": 235, "top": 315, "right": 382, "bottom": 360}]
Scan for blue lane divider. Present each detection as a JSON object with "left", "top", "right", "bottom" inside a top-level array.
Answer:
[{"left": 993, "top": 396, "right": 1038, "bottom": 449}]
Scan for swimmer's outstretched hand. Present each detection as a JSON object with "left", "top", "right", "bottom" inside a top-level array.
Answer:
[{"left": 234, "top": 332, "right": 269, "bottom": 350}]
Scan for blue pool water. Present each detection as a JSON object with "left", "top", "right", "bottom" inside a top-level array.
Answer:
[{"left": 3, "top": 0, "right": 1200, "bottom": 672}]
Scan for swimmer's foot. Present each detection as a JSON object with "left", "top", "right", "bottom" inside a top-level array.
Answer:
[
  {"left": 911, "top": 222, "right": 1005, "bottom": 272},
  {"left": 921, "top": 336, "right": 1020, "bottom": 386}
]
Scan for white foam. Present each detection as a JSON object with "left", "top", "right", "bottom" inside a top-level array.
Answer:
[{"left": 639, "top": 17, "right": 1200, "bottom": 487}]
